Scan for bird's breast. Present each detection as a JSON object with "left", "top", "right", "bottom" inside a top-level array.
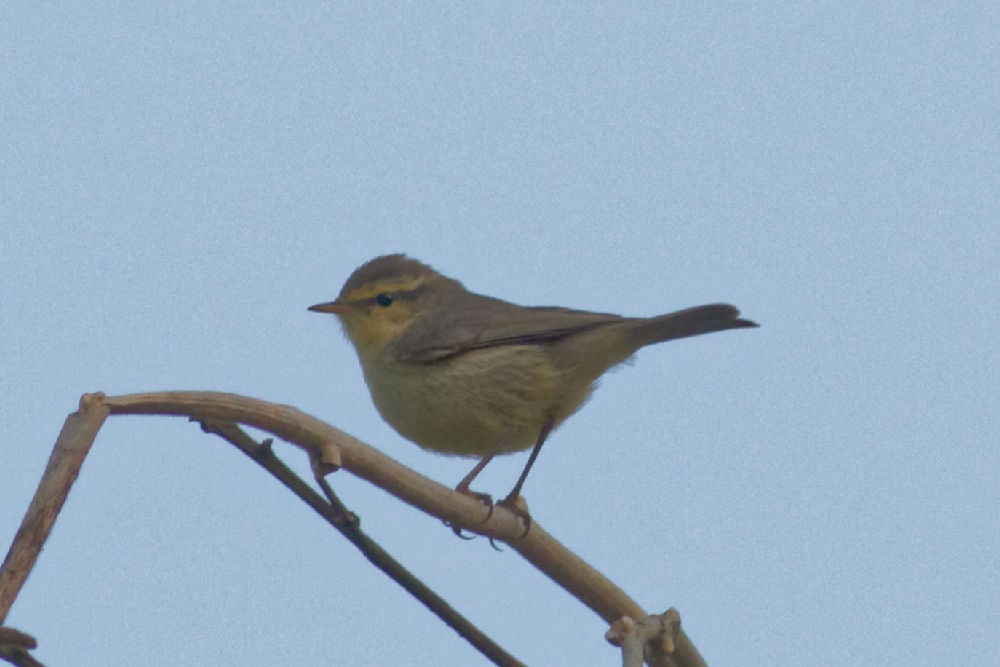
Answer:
[{"left": 359, "top": 345, "right": 577, "bottom": 457}]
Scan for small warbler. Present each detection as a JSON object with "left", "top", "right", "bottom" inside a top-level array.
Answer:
[{"left": 310, "top": 254, "right": 757, "bottom": 512}]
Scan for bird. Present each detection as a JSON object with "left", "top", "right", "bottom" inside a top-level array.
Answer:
[{"left": 309, "top": 254, "right": 757, "bottom": 517}]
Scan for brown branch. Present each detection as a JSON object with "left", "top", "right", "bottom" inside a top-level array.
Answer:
[
  {"left": 0, "top": 627, "right": 42, "bottom": 666},
  {"left": 0, "top": 394, "right": 109, "bottom": 623},
  {"left": 0, "top": 629, "right": 35, "bottom": 651},
  {"left": 0, "top": 391, "right": 707, "bottom": 667},
  {"left": 101, "top": 391, "right": 704, "bottom": 667},
  {"left": 198, "top": 419, "right": 526, "bottom": 667},
  {"left": 0, "top": 645, "right": 45, "bottom": 667}
]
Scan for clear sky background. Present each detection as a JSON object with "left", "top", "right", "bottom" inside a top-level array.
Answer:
[{"left": 2, "top": 4, "right": 998, "bottom": 666}]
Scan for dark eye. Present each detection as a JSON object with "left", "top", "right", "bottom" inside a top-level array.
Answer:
[{"left": 375, "top": 293, "right": 393, "bottom": 307}]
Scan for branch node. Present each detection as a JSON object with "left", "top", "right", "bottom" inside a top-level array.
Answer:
[
  {"left": 318, "top": 438, "right": 342, "bottom": 471},
  {"left": 78, "top": 391, "right": 106, "bottom": 413},
  {"left": 606, "top": 609, "right": 681, "bottom": 666}
]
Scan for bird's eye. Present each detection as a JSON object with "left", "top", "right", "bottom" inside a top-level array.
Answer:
[{"left": 375, "top": 293, "right": 393, "bottom": 307}]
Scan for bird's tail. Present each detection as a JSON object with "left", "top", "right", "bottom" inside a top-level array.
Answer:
[{"left": 627, "top": 304, "right": 758, "bottom": 348}]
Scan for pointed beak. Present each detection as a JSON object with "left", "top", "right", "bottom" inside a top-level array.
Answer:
[{"left": 308, "top": 300, "right": 352, "bottom": 315}]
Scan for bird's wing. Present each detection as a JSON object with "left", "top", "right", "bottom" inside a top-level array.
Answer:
[{"left": 393, "top": 293, "right": 625, "bottom": 362}]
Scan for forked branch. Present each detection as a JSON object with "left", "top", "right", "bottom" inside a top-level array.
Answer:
[{"left": 0, "top": 391, "right": 705, "bottom": 667}]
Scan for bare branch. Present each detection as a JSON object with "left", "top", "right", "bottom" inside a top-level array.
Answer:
[
  {"left": 102, "top": 391, "right": 704, "bottom": 667},
  {"left": 0, "top": 626, "right": 43, "bottom": 667},
  {"left": 0, "top": 629, "right": 35, "bottom": 651},
  {"left": 0, "top": 394, "right": 109, "bottom": 623},
  {"left": 198, "top": 419, "right": 526, "bottom": 667},
  {"left": 1, "top": 391, "right": 707, "bottom": 666}
]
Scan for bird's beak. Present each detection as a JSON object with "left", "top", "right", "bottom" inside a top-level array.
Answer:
[{"left": 308, "top": 301, "right": 352, "bottom": 315}]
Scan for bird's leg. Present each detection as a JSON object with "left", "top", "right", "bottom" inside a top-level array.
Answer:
[
  {"left": 455, "top": 427, "right": 516, "bottom": 502},
  {"left": 498, "top": 418, "right": 554, "bottom": 529},
  {"left": 448, "top": 428, "right": 517, "bottom": 539}
]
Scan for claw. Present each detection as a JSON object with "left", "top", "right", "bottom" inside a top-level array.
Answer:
[
  {"left": 446, "top": 488, "right": 497, "bottom": 540},
  {"left": 445, "top": 521, "right": 478, "bottom": 539},
  {"left": 498, "top": 494, "right": 532, "bottom": 539}
]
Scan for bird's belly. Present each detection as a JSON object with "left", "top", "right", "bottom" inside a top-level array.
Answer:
[{"left": 361, "top": 347, "right": 565, "bottom": 457}]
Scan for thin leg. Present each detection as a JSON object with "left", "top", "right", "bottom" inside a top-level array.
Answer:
[
  {"left": 456, "top": 427, "right": 516, "bottom": 495},
  {"left": 449, "top": 428, "right": 517, "bottom": 540},
  {"left": 500, "top": 418, "right": 554, "bottom": 505}
]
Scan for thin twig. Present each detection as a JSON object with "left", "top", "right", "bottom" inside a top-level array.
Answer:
[
  {"left": 0, "top": 628, "right": 42, "bottom": 666},
  {"left": 0, "top": 645, "right": 46, "bottom": 667},
  {"left": 197, "top": 419, "right": 526, "bottom": 667}
]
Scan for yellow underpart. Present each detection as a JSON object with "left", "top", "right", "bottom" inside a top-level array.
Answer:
[{"left": 361, "top": 343, "right": 565, "bottom": 456}]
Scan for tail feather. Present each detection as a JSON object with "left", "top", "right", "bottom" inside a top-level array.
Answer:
[{"left": 628, "top": 304, "right": 758, "bottom": 347}]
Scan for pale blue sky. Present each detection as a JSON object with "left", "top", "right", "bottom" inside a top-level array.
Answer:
[{"left": 2, "top": 4, "right": 998, "bottom": 666}]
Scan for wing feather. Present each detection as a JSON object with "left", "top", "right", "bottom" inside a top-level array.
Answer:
[{"left": 393, "top": 292, "right": 624, "bottom": 362}]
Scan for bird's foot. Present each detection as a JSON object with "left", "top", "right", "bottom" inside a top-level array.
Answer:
[
  {"left": 445, "top": 487, "right": 496, "bottom": 541},
  {"left": 498, "top": 493, "right": 532, "bottom": 539}
]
